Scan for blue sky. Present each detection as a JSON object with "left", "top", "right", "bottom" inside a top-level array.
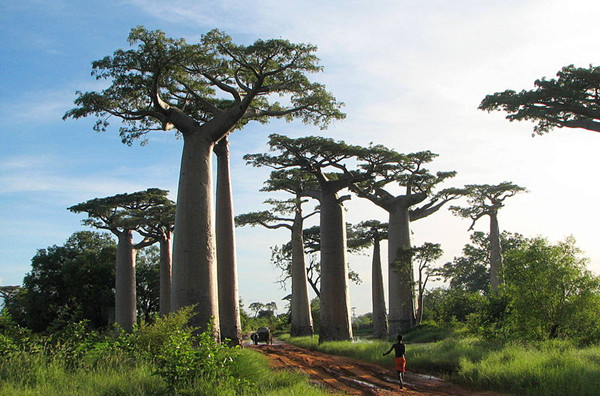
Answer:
[{"left": 2, "top": 0, "right": 600, "bottom": 315}]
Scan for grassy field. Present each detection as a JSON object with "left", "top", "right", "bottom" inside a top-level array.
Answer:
[
  {"left": 0, "top": 347, "right": 335, "bottom": 396},
  {"left": 281, "top": 334, "right": 600, "bottom": 396},
  {"left": 0, "top": 309, "right": 334, "bottom": 396}
]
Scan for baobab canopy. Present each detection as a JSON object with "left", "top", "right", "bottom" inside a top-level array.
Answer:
[
  {"left": 480, "top": 64, "right": 600, "bottom": 135},
  {"left": 63, "top": 26, "right": 346, "bottom": 145}
]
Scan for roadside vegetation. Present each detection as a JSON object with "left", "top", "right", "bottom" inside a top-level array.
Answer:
[
  {"left": 283, "top": 234, "right": 600, "bottom": 396},
  {"left": 0, "top": 308, "right": 330, "bottom": 396},
  {"left": 284, "top": 329, "right": 600, "bottom": 396}
]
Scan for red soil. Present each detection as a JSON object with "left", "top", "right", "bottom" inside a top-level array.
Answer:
[{"left": 250, "top": 342, "right": 511, "bottom": 396}]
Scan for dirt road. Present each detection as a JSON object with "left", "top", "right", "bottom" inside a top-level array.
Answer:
[{"left": 250, "top": 342, "right": 509, "bottom": 396}]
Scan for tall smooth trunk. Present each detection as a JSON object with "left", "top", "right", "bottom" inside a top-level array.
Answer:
[
  {"left": 371, "top": 238, "right": 388, "bottom": 339},
  {"left": 115, "top": 230, "right": 137, "bottom": 333},
  {"left": 489, "top": 212, "right": 502, "bottom": 291},
  {"left": 172, "top": 131, "right": 220, "bottom": 337},
  {"left": 388, "top": 207, "right": 416, "bottom": 337},
  {"left": 416, "top": 280, "right": 425, "bottom": 325},
  {"left": 159, "top": 234, "right": 172, "bottom": 316},
  {"left": 290, "top": 210, "right": 314, "bottom": 337},
  {"left": 319, "top": 191, "right": 353, "bottom": 342},
  {"left": 215, "top": 138, "right": 242, "bottom": 345}
]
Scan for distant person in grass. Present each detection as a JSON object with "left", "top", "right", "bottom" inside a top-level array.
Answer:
[{"left": 383, "top": 334, "right": 406, "bottom": 387}]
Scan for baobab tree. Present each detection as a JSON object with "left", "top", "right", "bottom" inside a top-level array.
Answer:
[
  {"left": 245, "top": 134, "right": 396, "bottom": 342},
  {"left": 135, "top": 199, "right": 175, "bottom": 317},
  {"left": 351, "top": 151, "right": 458, "bottom": 335},
  {"left": 236, "top": 169, "right": 317, "bottom": 337},
  {"left": 351, "top": 220, "right": 389, "bottom": 339},
  {"left": 270, "top": 224, "right": 363, "bottom": 298},
  {"left": 480, "top": 64, "right": 600, "bottom": 134},
  {"left": 64, "top": 27, "right": 345, "bottom": 333},
  {"left": 450, "top": 182, "right": 527, "bottom": 291},
  {"left": 68, "top": 188, "right": 172, "bottom": 332},
  {"left": 214, "top": 137, "right": 242, "bottom": 345}
]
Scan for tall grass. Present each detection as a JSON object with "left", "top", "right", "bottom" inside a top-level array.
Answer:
[
  {"left": 283, "top": 335, "right": 600, "bottom": 396},
  {"left": 0, "top": 310, "right": 335, "bottom": 396},
  {"left": 458, "top": 341, "right": 600, "bottom": 396},
  {"left": 0, "top": 353, "right": 163, "bottom": 396}
]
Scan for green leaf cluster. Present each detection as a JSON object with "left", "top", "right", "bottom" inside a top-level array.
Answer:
[
  {"left": 68, "top": 188, "right": 174, "bottom": 234},
  {"left": 449, "top": 182, "right": 526, "bottom": 229},
  {"left": 480, "top": 64, "right": 600, "bottom": 134},
  {"left": 64, "top": 27, "right": 345, "bottom": 145}
]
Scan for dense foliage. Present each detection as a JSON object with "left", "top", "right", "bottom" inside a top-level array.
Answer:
[
  {"left": 4, "top": 232, "right": 161, "bottom": 333},
  {"left": 4, "top": 232, "right": 116, "bottom": 332},
  {"left": 425, "top": 234, "right": 600, "bottom": 344},
  {"left": 503, "top": 237, "right": 600, "bottom": 342}
]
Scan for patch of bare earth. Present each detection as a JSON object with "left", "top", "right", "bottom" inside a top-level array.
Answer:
[{"left": 250, "top": 342, "right": 511, "bottom": 396}]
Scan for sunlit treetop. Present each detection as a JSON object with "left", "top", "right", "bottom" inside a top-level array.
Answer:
[
  {"left": 450, "top": 182, "right": 527, "bottom": 230},
  {"left": 480, "top": 64, "right": 600, "bottom": 135},
  {"left": 350, "top": 148, "right": 459, "bottom": 217},
  {"left": 68, "top": 188, "right": 174, "bottom": 233},
  {"left": 260, "top": 169, "right": 319, "bottom": 196},
  {"left": 244, "top": 134, "right": 402, "bottom": 195},
  {"left": 64, "top": 27, "right": 345, "bottom": 145},
  {"left": 351, "top": 220, "right": 389, "bottom": 247}
]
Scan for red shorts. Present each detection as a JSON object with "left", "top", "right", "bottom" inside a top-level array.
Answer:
[{"left": 395, "top": 357, "right": 406, "bottom": 373}]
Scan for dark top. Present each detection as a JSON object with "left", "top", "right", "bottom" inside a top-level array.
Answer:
[{"left": 384, "top": 342, "right": 406, "bottom": 358}]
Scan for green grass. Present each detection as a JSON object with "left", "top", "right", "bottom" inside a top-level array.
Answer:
[
  {"left": 0, "top": 343, "right": 333, "bottom": 396},
  {"left": 457, "top": 341, "right": 600, "bottom": 396},
  {"left": 0, "top": 353, "right": 163, "bottom": 396},
  {"left": 282, "top": 334, "right": 600, "bottom": 396}
]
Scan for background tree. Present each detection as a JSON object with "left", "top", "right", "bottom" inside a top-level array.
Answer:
[
  {"left": 248, "top": 302, "right": 264, "bottom": 318},
  {"left": 64, "top": 27, "right": 345, "bottom": 334},
  {"left": 69, "top": 188, "right": 172, "bottom": 332},
  {"left": 245, "top": 135, "right": 395, "bottom": 342},
  {"left": 440, "top": 231, "right": 528, "bottom": 293},
  {"left": 450, "top": 182, "right": 527, "bottom": 292},
  {"left": 503, "top": 237, "right": 600, "bottom": 341},
  {"left": 236, "top": 169, "right": 317, "bottom": 337},
  {"left": 270, "top": 224, "right": 363, "bottom": 298},
  {"left": 215, "top": 136, "right": 242, "bottom": 345},
  {"left": 408, "top": 242, "right": 443, "bottom": 325},
  {"left": 136, "top": 246, "right": 160, "bottom": 322},
  {"left": 480, "top": 64, "right": 600, "bottom": 134},
  {"left": 351, "top": 150, "right": 458, "bottom": 335},
  {"left": 0, "top": 286, "right": 21, "bottom": 309},
  {"left": 351, "top": 220, "right": 389, "bottom": 339},
  {"left": 4, "top": 232, "right": 115, "bottom": 332},
  {"left": 134, "top": 199, "right": 175, "bottom": 316}
]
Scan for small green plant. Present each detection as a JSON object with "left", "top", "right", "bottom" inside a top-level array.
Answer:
[
  {"left": 46, "top": 320, "right": 102, "bottom": 370},
  {"left": 0, "top": 333, "right": 18, "bottom": 358}
]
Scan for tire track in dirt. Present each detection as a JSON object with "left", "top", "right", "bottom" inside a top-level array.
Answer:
[{"left": 250, "top": 342, "right": 511, "bottom": 396}]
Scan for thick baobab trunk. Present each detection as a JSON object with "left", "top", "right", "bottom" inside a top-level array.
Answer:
[
  {"left": 290, "top": 209, "right": 314, "bottom": 337},
  {"left": 388, "top": 207, "right": 416, "bottom": 337},
  {"left": 115, "top": 230, "right": 137, "bottom": 333},
  {"left": 172, "top": 131, "right": 220, "bottom": 337},
  {"left": 489, "top": 211, "right": 502, "bottom": 291},
  {"left": 319, "top": 191, "right": 353, "bottom": 343},
  {"left": 371, "top": 238, "right": 388, "bottom": 339},
  {"left": 215, "top": 138, "right": 242, "bottom": 345},
  {"left": 159, "top": 233, "right": 172, "bottom": 316}
]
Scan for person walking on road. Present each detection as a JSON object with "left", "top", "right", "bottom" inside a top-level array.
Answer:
[{"left": 383, "top": 334, "right": 406, "bottom": 388}]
